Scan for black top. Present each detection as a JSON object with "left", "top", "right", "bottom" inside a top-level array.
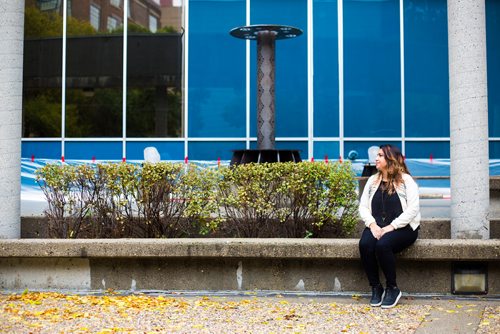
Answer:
[{"left": 371, "top": 181, "right": 403, "bottom": 227}]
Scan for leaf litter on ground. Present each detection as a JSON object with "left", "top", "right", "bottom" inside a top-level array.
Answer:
[{"left": 0, "top": 292, "right": 498, "bottom": 333}]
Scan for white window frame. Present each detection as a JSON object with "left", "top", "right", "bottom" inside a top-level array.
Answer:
[
  {"left": 107, "top": 15, "right": 121, "bottom": 31},
  {"left": 90, "top": 4, "right": 101, "bottom": 31},
  {"left": 149, "top": 14, "right": 158, "bottom": 33},
  {"left": 39, "top": 0, "right": 61, "bottom": 11},
  {"left": 110, "top": 0, "right": 122, "bottom": 8}
]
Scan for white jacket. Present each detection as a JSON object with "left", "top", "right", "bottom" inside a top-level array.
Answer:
[{"left": 359, "top": 173, "right": 421, "bottom": 231}]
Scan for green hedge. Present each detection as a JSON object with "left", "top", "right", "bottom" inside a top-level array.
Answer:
[{"left": 36, "top": 162, "right": 358, "bottom": 238}]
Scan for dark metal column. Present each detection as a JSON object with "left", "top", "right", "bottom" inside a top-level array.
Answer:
[
  {"left": 229, "top": 25, "right": 302, "bottom": 164},
  {"left": 256, "top": 31, "right": 276, "bottom": 149}
]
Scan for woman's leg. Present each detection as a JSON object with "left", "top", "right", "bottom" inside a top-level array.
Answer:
[
  {"left": 375, "top": 226, "right": 418, "bottom": 287},
  {"left": 359, "top": 228, "right": 381, "bottom": 287}
]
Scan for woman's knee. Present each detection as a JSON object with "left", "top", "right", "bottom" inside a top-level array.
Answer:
[
  {"left": 359, "top": 238, "right": 376, "bottom": 253},
  {"left": 374, "top": 239, "right": 392, "bottom": 254}
]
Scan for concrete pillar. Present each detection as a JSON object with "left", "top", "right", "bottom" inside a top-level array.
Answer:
[
  {"left": 0, "top": 1, "right": 24, "bottom": 238},
  {"left": 448, "top": 0, "right": 489, "bottom": 239}
]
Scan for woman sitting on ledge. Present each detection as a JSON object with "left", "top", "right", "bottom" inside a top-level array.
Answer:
[{"left": 358, "top": 144, "right": 421, "bottom": 308}]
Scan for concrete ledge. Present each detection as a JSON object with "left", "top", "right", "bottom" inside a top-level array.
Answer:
[
  {"left": 491, "top": 176, "right": 500, "bottom": 189},
  {"left": 1, "top": 238, "right": 499, "bottom": 260},
  {"left": 1, "top": 239, "right": 499, "bottom": 294}
]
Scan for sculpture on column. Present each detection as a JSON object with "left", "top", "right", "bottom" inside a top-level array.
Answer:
[{"left": 230, "top": 24, "right": 303, "bottom": 164}]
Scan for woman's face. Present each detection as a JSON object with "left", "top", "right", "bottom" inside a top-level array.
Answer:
[{"left": 376, "top": 149, "right": 387, "bottom": 172}]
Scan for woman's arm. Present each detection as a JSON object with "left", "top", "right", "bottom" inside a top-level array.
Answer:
[
  {"left": 390, "top": 175, "right": 420, "bottom": 230},
  {"left": 359, "top": 175, "right": 377, "bottom": 228}
]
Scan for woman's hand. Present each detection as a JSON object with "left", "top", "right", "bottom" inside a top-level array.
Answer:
[
  {"left": 379, "top": 224, "right": 395, "bottom": 238},
  {"left": 369, "top": 223, "right": 383, "bottom": 239}
]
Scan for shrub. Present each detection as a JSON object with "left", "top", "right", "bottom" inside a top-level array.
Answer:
[
  {"left": 217, "top": 162, "right": 358, "bottom": 237},
  {"left": 218, "top": 163, "right": 288, "bottom": 237},
  {"left": 35, "top": 164, "right": 95, "bottom": 238},
  {"left": 36, "top": 163, "right": 220, "bottom": 238},
  {"left": 36, "top": 161, "right": 358, "bottom": 238},
  {"left": 134, "top": 163, "right": 220, "bottom": 237},
  {"left": 89, "top": 163, "right": 140, "bottom": 238}
]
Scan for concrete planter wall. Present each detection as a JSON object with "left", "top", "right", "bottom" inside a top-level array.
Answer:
[{"left": 1, "top": 238, "right": 499, "bottom": 295}]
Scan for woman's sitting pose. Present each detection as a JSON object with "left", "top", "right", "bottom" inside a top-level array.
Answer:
[{"left": 358, "top": 144, "right": 420, "bottom": 308}]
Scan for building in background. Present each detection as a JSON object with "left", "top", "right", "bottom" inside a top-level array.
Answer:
[
  {"left": 27, "top": 0, "right": 161, "bottom": 32},
  {"left": 20, "top": 0, "right": 500, "bottom": 161},
  {"left": 160, "top": 0, "right": 182, "bottom": 32}
]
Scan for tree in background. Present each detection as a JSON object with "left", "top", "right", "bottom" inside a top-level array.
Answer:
[{"left": 24, "top": 6, "right": 96, "bottom": 38}]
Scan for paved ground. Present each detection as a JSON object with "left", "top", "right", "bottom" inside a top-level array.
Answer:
[{"left": 0, "top": 291, "right": 498, "bottom": 333}]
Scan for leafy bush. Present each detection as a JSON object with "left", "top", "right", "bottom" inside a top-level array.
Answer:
[
  {"left": 134, "top": 163, "right": 220, "bottom": 237},
  {"left": 36, "top": 163, "right": 219, "bottom": 238},
  {"left": 36, "top": 161, "right": 358, "bottom": 238},
  {"left": 36, "top": 164, "right": 94, "bottom": 238},
  {"left": 217, "top": 162, "right": 358, "bottom": 237}
]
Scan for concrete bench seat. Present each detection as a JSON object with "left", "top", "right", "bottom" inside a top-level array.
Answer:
[
  {"left": 1, "top": 238, "right": 499, "bottom": 295},
  {"left": 0, "top": 238, "right": 499, "bottom": 261}
]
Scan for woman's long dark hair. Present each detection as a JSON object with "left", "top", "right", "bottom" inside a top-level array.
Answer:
[{"left": 379, "top": 144, "right": 410, "bottom": 194}]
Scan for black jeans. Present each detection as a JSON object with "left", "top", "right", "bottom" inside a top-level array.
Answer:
[{"left": 359, "top": 225, "right": 418, "bottom": 287}]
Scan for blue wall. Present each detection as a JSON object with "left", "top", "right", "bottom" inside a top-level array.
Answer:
[
  {"left": 487, "top": 0, "right": 500, "bottom": 138},
  {"left": 22, "top": 0, "right": 500, "bottom": 160},
  {"left": 313, "top": 0, "right": 339, "bottom": 138},
  {"left": 249, "top": 0, "right": 308, "bottom": 138},
  {"left": 188, "top": 0, "right": 246, "bottom": 138},
  {"left": 344, "top": 0, "right": 401, "bottom": 138},
  {"left": 404, "top": 0, "right": 449, "bottom": 138}
]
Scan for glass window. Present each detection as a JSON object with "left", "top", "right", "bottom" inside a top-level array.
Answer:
[
  {"left": 38, "top": 0, "right": 60, "bottom": 11},
  {"left": 107, "top": 16, "right": 120, "bottom": 31},
  {"left": 22, "top": 142, "right": 61, "bottom": 159},
  {"left": 188, "top": 141, "right": 246, "bottom": 160},
  {"left": 275, "top": 141, "right": 308, "bottom": 153},
  {"left": 126, "top": 141, "right": 184, "bottom": 160},
  {"left": 250, "top": 141, "right": 308, "bottom": 154},
  {"left": 149, "top": 15, "right": 158, "bottom": 33},
  {"left": 126, "top": 33, "right": 183, "bottom": 137},
  {"left": 126, "top": 1, "right": 182, "bottom": 138},
  {"left": 90, "top": 4, "right": 100, "bottom": 31},
  {"left": 344, "top": 141, "right": 401, "bottom": 160},
  {"left": 405, "top": 141, "right": 450, "bottom": 159},
  {"left": 343, "top": 0, "right": 401, "bottom": 137},
  {"left": 490, "top": 142, "right": 500, "bottom": 159},
  {"left": 313, "top": 0, "right": 339, "bottom": 138},
  {"left": 404, "top": 0, "right": 449, "bottom": 137},
  {"left": 188, "top": 0, "right": 246, "bottom": 137},
  {"left": 313, "top": 141, "right": 340, "bottom": 161},
  {"left": 65, "top": 142, "right": 122, "bottom": 160},
  {"left": 66, "top": 4, "right": 123, "bottom": 137},
  {"left": 23, "top": 4, "right": 63, "bottom": 138},
  {"left": 250, "top": 0, "right": 308, "bottom": 138},
  {"left": 487, "top": 0, "right": 500, "bottom": 137},
  {"left": 110, "top": 0, "right": 122, "bottom": 8}
]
